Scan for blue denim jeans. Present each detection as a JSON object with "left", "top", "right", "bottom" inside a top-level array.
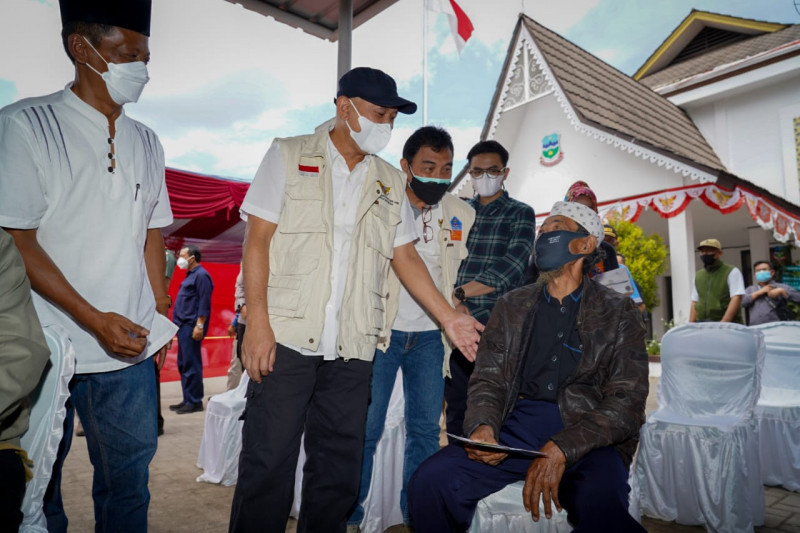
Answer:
[
  {"left": 44, "top": 359, "right": 158, "bottom": 533},
  {"left": 349, "top": 329, "right": 444, "bottom": 526}
]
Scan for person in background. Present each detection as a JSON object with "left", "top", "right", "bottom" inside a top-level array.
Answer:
[
  {"left": 690, "top": 238, "right": 744, "bottom": 323},
  {"left": 155, "top": 246, "right": 177, "bottom": 435},
  {"left": 616, "top": 252, "right": 646, "bottom": 315},
  {"left": 564, "top": 181, "right": 618, "bottom": 276},
  {"left": 171, "top": 245, "right": 214, "bottom": 414},
  {"left": 742, "top": 260, "right": 800, "bottom": 325},
  {"left": 348, "top": 126, "right": 475, "bottom": 530},
  {"left": 226, "top": 264, "right": 246, "bottom": 390},
  {"left": 445, "top": 140, "right": 536, "bottom": 442},
  {"left": 0, "top": 229, "right": 50, "bottom": 532}
]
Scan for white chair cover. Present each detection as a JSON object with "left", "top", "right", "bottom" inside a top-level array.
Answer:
[
  {"left": 629, "top": 322, "right": 766, "bottom": 532},
  {"left": 752, "top": 322, "right": 800, "bottom": 491},
  {"left": 469, "top": 481, "right": 571, "bottom": 533},
  {"left": 196, "top": 373, "right": 249, "bottom": 486},
  {"left": 20, "top": 325, "right": 76, "bottom": 533},
  {"left": 291, "top": 371, "right": 406, "bottom": 533}
]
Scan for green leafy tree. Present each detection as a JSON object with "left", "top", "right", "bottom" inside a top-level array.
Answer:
[{"left": 610, "top": 219, "right": 668, "bottom": 310}]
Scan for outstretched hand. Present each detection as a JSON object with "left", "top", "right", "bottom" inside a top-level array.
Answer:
[{"left": 441, "top": 311, "right": 484, "bottom": 361}]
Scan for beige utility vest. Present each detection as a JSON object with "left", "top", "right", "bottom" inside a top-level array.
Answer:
[
  {"left": 378, "top": 192, "right": 475, "bottom": 377},
  {"left": 268, "top": 119, "right": 407, "bottom": 361}
]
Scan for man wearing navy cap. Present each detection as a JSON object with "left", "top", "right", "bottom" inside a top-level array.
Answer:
[
  {"left": 230, "top": 67, "right": 483, "bottom": 532},
  {"left": 0, "top": 1, "right": 175, "bottom": 531}
]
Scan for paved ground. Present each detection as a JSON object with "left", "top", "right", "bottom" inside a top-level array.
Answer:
[{"left": 59, "top": 374, "right": 800, "bottom": 532}]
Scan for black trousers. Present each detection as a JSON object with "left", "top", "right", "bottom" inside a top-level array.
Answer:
[
  {"left": 229, "top": 344, "right": 372, "bottom": 533},
  {"left": 235, "top": 323, "right": 246, "bottom": 360},
  {"left": 443, "top": 348, "right": 475, "bottom": 441},
  {"left": 0, "top": 449, "right": 25, "bottom": 532}
]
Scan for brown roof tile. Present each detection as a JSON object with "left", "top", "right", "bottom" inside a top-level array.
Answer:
[
  {"left": 521, "top": 15, "right": 726, "bottom": 174},
  {"left": 640, "top": 24, "right": 800, "bottom": 89}
]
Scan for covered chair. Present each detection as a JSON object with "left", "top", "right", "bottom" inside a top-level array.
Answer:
[
  {"left": 196, "top": 373, "right": 249, "bottom": 486},
  {"left": 751, "top": 321, "right": 800, "bottom": 491},
  {"left": 291, "top": 371, "right": 406, "bottom": 532},
  {"left": 629, "top": 322, "right": 766, "bottom": 532},
  {"left": 469, "top": 480, "right": 571, "bottom": 533},
  {"left": 20, "top": 325, "right": 76, "bottom": 532}
]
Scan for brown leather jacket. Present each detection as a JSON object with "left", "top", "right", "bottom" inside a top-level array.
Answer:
[{"left": 463, "top": 277, "right": 649, "bottom": 468}]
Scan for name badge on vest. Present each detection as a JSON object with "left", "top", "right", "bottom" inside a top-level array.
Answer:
[
  {"left": 450, "top": 216, "right": 463, "bottom": 241},
  {"left": 298, "top": 156, "right": 323, "bottom": 178}
]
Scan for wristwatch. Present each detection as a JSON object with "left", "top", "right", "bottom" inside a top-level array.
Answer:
[{"left": 453, "top": 286, "right": 467, "bottom": 303}]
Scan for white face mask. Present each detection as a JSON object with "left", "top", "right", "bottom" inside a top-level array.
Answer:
[
  {"left": 347, "top": 99, "right": 392, "bottom": 154},
  {"left": 177, "top": 257, "right": 190, "bottom": 270},
  {"left": 472, "top": 173, "right": 504, "bottom": 197},
  {"left": 83, "top": 37, "right": 149, "bottom": 105}
]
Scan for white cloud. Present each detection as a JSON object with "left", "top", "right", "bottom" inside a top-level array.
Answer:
[{"left": 0, "top": 0, "right": 597, "bottom": 179}]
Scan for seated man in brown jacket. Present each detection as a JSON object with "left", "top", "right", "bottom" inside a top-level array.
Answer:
[{"left": 407, "top": 201, "right": 649, "bottom": 532}]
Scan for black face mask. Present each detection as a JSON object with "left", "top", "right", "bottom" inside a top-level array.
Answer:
[
  {"left": 534, "top": 230, "right": 588, "bottom": 271},
  {"left": 409, "top": 177, "right": 450, "bottom": 206},
  {"left": 700, "top": 254, "right": 717, "bottom": 268}
]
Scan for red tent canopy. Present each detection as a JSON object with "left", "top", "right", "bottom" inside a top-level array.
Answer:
[{"left": 162, "top": 168, "right": 250, "bottom": 263}]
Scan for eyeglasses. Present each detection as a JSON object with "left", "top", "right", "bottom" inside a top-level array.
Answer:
[
  {"left": 421, "top": 206, "right": 433, "bottom": 243},
  {"left": 468, "top": 167, "right": 506, "bottom": 179}
]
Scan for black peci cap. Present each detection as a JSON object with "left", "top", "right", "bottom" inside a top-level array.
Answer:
[
  {"left": 60, "top": 0, "right": 152, "bottom": 36},
  {"left": 336, "top": 67, "right": 417, "bottom": 115}
]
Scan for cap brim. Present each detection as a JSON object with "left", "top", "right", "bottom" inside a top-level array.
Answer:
[{"left": 364, "top": 95, "right": 418, "bottom": 115}]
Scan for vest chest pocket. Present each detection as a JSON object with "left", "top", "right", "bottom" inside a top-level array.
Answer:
[
  {"left": 364, "top": 205, "right": 400, "bottom": 259},
  {"left": 280, "top": 183, "right": 326, "bottom": 234}
]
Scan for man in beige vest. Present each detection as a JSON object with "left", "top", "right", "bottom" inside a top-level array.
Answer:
[{"left": 229, "top": 68, "right": 483, "bottom": 533}]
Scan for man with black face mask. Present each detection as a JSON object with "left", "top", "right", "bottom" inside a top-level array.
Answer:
[
  {"left": 348, "top": 126, "right": 474, "bottom": 530},
  {"left": 689, "top": 238, "right": 745, "bottom": 323},
  {"left": 408, "top": 200, "right": 648, "bottom": 532}
]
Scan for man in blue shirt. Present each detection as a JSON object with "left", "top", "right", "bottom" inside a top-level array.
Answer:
[{"left": 171, "top": 245, "right": 214, "bottom": 414}]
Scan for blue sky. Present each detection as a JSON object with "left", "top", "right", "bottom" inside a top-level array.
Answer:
[{"left": 1, "top": 0, "right": 798, "bottom": 180}]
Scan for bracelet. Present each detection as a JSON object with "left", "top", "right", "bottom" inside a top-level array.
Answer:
[
  {"left": 156, "top": 296, "right": 172, "bottom": 308},
  {"left": 195, "top": 324, "right": 204, "bottom": 329}
]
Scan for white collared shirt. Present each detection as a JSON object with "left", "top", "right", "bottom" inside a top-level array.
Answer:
[
  {"left": 393, "top": 202, "right": 444, "bottom": 332},
  {"left": 0, "top": 85, "right": 175, "bottom": 373},
  {"left": 241, "top": 132, "right": 417, "bottom": 358}
]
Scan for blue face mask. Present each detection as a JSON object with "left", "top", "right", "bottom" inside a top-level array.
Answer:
[
  {"left": 755, "top": 271, "right": 772, "bottom": 283},
  {"left": 534, "top": 230, "right": 588, "bottom": 272}
]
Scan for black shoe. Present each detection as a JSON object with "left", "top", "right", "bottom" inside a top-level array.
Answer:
[
  {"left": 175, "top": 403, "right": 203, "bottom": 415},
  {"left": 169, "top": 402, "right": 186, "bottom": 411}
]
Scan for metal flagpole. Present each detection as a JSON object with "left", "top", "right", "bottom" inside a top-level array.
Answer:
[{"left": 423, "top": 0, "right": 428, "bottom": 126}]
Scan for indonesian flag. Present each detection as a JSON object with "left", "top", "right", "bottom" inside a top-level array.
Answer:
[{"left": 426, "top": 0, "right": 474, "bottom": 54}]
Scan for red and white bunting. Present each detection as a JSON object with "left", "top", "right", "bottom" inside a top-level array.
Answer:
[{"left": 595, "top": 184, "right": 800, "bottom": 245}]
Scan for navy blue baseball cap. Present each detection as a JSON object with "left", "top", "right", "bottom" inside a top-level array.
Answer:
[{"left": 336, "top": 67, "right": 417, "bottom": 115}]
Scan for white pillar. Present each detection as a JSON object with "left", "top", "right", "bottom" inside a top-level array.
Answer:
[
  {"left": 748, "top": 226, "right": 771, "bottom": 265},
  {"left": 668, "top": 208, "right": 695, "bottom": 325}
]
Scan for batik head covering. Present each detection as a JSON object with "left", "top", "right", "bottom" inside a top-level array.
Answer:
[{"left": 564, "top": 180, "right": 598, "bottom": 212}]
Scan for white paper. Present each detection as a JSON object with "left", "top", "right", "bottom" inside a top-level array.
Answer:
[
  {"left": 592, "top": 267, "right": 634, "bottom": 296},
  {"left": 446, "top": 433, "right": 547, "bottom": 457}
]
